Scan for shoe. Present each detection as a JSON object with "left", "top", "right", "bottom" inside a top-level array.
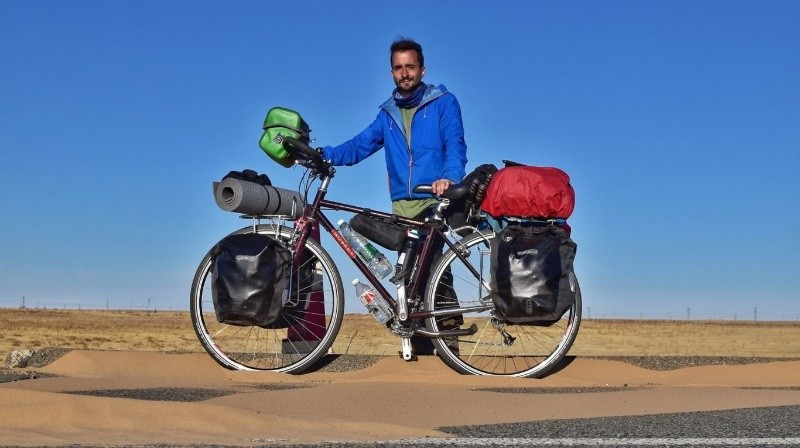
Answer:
[
  {"left": 410, "top": 335, "right": 435, "bottom": 356},
  {"left": 435, "top": 317, "right": 461, "bottom": 356}
]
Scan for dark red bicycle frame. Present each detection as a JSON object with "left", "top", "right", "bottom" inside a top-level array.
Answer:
[{"left": 288, "top": 178, "right": 483, "bottom": 322}]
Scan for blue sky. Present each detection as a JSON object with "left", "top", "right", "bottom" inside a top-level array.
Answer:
[{"left": 2, "top": 1, "right": 798, "bottom": 320}]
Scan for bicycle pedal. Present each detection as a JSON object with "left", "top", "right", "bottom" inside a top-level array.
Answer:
[
  {"left": 397, "top": 351, "right": 418, "bottom": 361},
  {"left": 400, "top": 337, "right": 414, "bottom": 361}
]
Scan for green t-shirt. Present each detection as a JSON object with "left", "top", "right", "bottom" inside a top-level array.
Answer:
[
  {"left": 392, "top": 198, "right": 438, "bottom": 218},
  {"left": 394, "top": 107, "right": 436, "bottom": 218},
  {"left": 400, "top": 107, "right": 416, "bottom": 148}
]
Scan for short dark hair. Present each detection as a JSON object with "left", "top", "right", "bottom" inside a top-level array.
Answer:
[{"left": 390, "top": 37, "right": 424, "bottom": 68}]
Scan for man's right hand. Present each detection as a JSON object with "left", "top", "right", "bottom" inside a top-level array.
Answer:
[{"left": 432, "top": 179, "right": 454, "bottom": 196}]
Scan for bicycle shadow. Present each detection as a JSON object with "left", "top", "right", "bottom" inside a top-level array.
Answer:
[
  {"left": 303, "top": 354, "right": 578, "bottom": 377},
  {"left": 538, "top": 355, "right": 577, "bottom": 378},
  {"left": 302, "top": 354, "right": 385, "bottom": 373}
]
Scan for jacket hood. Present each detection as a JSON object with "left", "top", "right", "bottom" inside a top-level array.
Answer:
[{"left": 380, "top": 84, "right": 448, "bottom": 128}]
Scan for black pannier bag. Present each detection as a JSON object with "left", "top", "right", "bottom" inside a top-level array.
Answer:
[
  {"left": 350, "top": 213, "right": 405, "bottom": 251},
  {"left": 490, "top": 224, "right": 578, "bottom": 325},
  {"left": 211, "top": 232, "right": 292, "bottom": 327}
]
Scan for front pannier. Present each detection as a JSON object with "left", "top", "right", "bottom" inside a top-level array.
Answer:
[
  {"left": 211, "top": 233, "right": 292, "bottom": 327},
  {"left": 490, "top": 224, "right": 578, "bottom": 325}
]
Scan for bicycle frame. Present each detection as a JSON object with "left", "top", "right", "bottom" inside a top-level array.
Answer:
[
  {"left": 193, "top": 138, "right": 581, "bottom": 376},
  {"left": 287, "top": 174, "right": 492, "bottom": 325}
]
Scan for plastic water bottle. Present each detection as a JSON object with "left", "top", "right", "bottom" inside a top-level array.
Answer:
[
  {"left": 337, "top": 219, "right": 393, "bottom": 279},
  {"left": 353, "top": 279, "right": 392, "bottom": 324}
]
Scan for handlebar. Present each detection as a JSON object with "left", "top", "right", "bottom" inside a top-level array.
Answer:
[{"left": 282, "top": 137, "right": 332, "bottom": 175}]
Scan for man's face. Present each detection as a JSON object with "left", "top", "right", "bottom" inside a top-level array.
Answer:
[{"left": 391, "top": 50, "right": 425, "bottom": 96}]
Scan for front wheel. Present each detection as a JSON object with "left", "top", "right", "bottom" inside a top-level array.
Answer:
[
  {"left": 190, "top": 224, "right": 344, "bottom": 373},
  {"left": 425, "top": 230, "right": 581, "bottom": 377}
]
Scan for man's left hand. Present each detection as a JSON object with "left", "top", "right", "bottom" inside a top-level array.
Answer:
[{"left": 432, "top": 179, "right": 454, "bottom": 196}]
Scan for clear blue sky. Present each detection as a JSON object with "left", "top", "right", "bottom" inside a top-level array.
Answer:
[{"left": 2, "top": 1, "right": 798, "bottom": 320}]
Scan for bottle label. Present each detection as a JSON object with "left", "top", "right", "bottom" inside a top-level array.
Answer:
[
  {"left": 359, "top": 243, "right": 379, "bottom": 259},
  {"left": 360, "top": 290, "right": 376, "bottom": 305}
]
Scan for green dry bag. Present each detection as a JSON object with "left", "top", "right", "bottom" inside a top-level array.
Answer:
[{"left": 259, "top": 107, "right": 311, "bottom": 168}]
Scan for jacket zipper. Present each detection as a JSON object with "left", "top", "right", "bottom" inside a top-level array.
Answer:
[
  {"left": 407, "top": 155, "right": 413, "bottom": 197},
  {"left": 406, "top": 111, "right": 414, "bottom": 197}
]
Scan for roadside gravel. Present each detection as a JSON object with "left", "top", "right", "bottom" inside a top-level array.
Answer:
[{"left": 585, "top": 355, "right": 800, "bottom": 371}]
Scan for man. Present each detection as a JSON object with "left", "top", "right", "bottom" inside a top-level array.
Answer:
[
  {"left": 321, "top": 37, "right": 468, "bottom": 217},
  {"left": 321, "top": 37, "right": 467, "bottom": 354}
]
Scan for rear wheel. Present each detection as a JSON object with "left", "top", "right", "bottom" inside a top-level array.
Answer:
[
  {"left": 425, "top": 230, "right": 581, "bottom": 377},
  {"left": 190, "top": 224, "right": 344, "bottom": 373}
]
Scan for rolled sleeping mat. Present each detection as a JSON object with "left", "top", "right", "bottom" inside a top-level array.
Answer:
[{"left": 213, "top": 178, "right": 303, "bottom": 218}]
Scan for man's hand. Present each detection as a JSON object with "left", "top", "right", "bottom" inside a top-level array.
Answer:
[{"left": 432, "top": 179, "right": 454, "bottom": 196}]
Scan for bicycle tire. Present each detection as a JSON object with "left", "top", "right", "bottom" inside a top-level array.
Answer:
[
  {"left": 190, "top": 224, "right": 344, "bottom": 374},
  {"left": 424, "top": 229, "right": 581, "bottom": 378}
]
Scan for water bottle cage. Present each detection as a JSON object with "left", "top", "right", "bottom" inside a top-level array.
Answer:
[{"left": 390, "top": 238, "right": 419, "bottom": 285}]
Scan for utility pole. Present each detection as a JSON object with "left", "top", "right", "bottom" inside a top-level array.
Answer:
[
  {"left": 754, "top": 306, "right": 758, "bottom": 321},
  {"left": 687, "top": 307, "right": 691, "bottom": 320},
  {"left": 21, "top": 296, "right": 26, "bottom": 309}
]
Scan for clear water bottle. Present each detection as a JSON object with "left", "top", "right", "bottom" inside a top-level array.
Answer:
[
  {"left": 337, "top": 219, "right": 393, "bottom": 279},
  {"left": 353, "top": 279, "right": 392, "bottom": 324}
]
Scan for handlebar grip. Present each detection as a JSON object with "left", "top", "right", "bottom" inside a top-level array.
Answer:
[{"left": 282, "top": 137, "right": 323, "bottom": 167}]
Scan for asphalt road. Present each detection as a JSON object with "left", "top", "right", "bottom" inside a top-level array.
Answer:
[
  {"left": 5, "top": 405, "right": 791, "bottom": 448},
  {"left": 259, "top": 405, "right": 800, "bottom": 447}
]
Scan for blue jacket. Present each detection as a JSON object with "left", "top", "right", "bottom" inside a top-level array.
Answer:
[{"left": 322, "top": 84, "right": 468, "bottom": 201}]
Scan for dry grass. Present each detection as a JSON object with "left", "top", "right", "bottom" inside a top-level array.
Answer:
[
  {"left": 2, "top": 308, "right": 799, "bottom": 358},
  {"left": 569, "top": 319, "right": 800, "bottom": 357},
  {"left": 0, "top": 309, "right": 197, "bottom": 354}
]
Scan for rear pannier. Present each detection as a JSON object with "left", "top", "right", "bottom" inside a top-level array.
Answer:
[{"left": 490, "top": 224, "right": 578, "bottom": 325}]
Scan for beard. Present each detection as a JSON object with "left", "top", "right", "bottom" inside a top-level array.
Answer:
[{"left": 395, "top": 77, "right": 422, "bottom": 96}]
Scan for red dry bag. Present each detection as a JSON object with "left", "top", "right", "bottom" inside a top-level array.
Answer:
[{"left": 481, "top": 165, "right": 575, "bottom": 219}]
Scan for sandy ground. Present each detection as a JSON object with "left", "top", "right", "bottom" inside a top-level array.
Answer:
[{"left": 1, "top": 351, "right": 799, "bottom": 446}]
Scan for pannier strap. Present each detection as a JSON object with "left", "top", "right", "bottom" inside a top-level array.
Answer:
[{"left": 498, "top": 217, "right": 566, "bottom": 226}]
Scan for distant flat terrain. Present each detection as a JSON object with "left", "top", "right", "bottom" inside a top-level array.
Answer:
[{"left": 2, "top": 308, "right": 799, "bottom": 357}]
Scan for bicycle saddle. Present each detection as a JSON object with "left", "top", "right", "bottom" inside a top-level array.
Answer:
[{"left": 412, "top": 183, "right": 469, "bottom": 201}]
